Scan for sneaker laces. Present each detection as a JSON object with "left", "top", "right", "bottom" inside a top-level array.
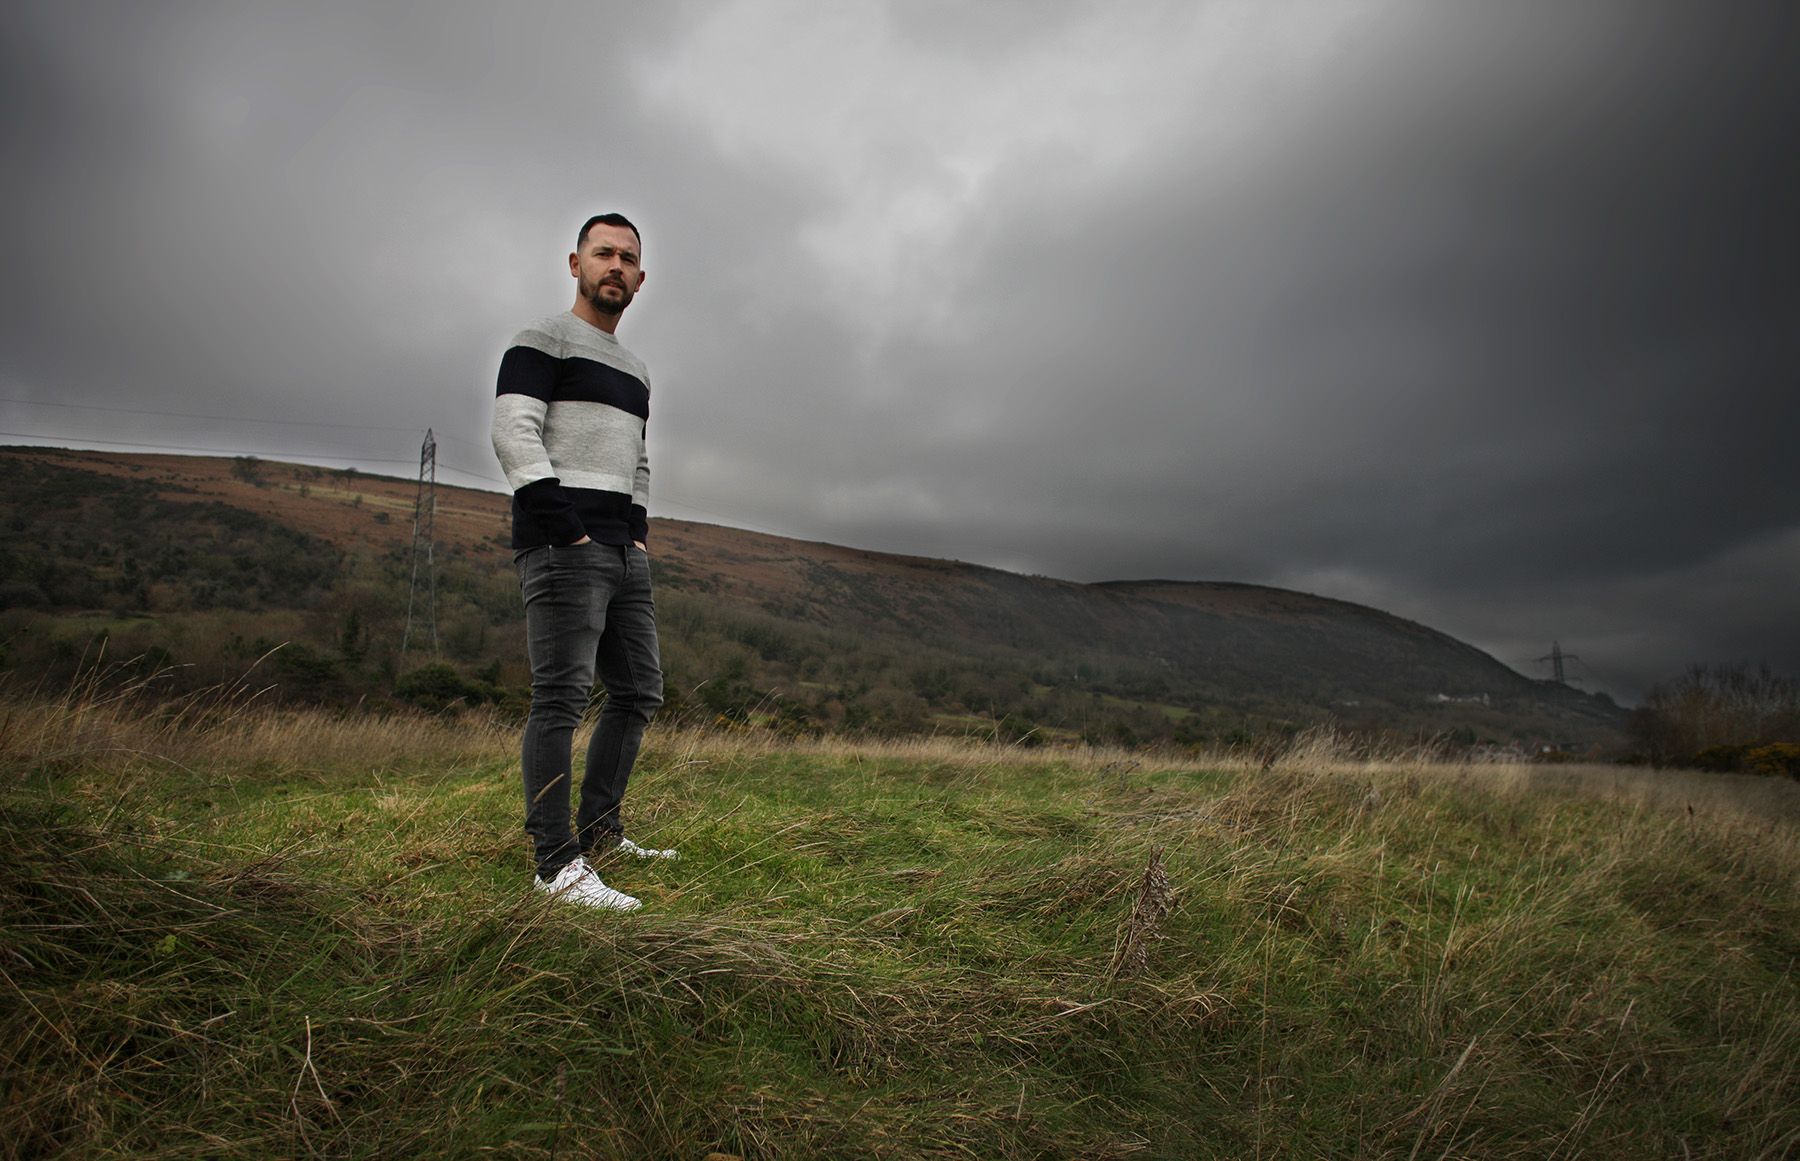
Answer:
[{"left": 616, "top": 837, "right": 679, "bottom": 860}]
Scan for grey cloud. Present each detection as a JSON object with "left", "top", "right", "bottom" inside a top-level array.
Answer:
[
  {"left": 2, "top": 2, "right": 693, "bottom": 456},
  {"left": 690, "top": 2, "right": 1800, "bottom": 696}
]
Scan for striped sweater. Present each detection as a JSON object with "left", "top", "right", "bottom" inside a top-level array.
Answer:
[{"left": 490, "top": 311, "right": 651, "bottom": 549}]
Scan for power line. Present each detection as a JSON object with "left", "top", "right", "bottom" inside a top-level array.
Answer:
[
  {"left": 4, "top": 414, "right": 506, "bottom": 487},
  {"left": 432, "top": 431, "right": 500, "bottom": 456},
  {"left": 0, "top": 396, "right": 428, "bottom": 434},
  {"left": 398, "top": 458, "right": 791, "bottom": 537},
  {"left": 651, "top": 492, "right": 795, "bottom": 539},
  {"left": 423, "top": 456, "right": 795, "bottom": 536},
  {"left": 436, "top": 459, "right": 508, "bottom": 487},
  {"left": 8, "top": 430, "right": 598, "bottom": 503},
  {"left": 0, "top": 429, "right": 424, "bottom": 467},
  {"left": 2, "top": 397, "right": 499, "bottom": 474},
  {"left": 6, "top": 429, "right": 797, "bottom": 539}
]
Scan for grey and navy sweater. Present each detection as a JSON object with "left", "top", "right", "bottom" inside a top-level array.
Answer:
[{"left": 491, "top": 311, "right": 651, "bottom": 549}]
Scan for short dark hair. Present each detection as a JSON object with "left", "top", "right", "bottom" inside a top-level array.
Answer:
[{"left": 576, "top": 213, "right": 641, "bottom": 253}]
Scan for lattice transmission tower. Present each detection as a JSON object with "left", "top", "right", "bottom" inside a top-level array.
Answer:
[
  {"left": 1536, "top": 641, "right": 1580, "bottom": 685},
  {"left": 402, "top": 428, "right": 439, "bottom": 655}
]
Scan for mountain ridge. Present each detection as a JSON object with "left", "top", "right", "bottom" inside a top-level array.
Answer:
[{"left": 0, "top": 446, "right": 1625, "bottom": 747}]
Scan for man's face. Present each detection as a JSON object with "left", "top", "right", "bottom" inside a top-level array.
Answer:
[{"left": 570, "top": 223, "right": 645, "bottom": 318}]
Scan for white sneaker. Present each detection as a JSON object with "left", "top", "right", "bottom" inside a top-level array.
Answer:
[
  {"left": 613, "top": 837, "right": 679, "bottom": 861},
  {"left": 535, "top": 856, "right": 642, "bottom": 911}
]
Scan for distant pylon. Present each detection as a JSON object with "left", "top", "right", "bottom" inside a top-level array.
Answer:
[
  {"left": 402, "top": 428, "right": 438, "bottom": 656},
  {"left": 1535, "top": 641, "right": 1580, "bottom": 684}
]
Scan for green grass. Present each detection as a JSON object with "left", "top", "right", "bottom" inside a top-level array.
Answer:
[{"left": 1, "top": 695, "right": 1796, "bottom": 1159}]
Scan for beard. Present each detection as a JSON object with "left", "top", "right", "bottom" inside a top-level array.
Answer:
[{"left": 583, "top": 275, "right": 634, "bottom": 316}]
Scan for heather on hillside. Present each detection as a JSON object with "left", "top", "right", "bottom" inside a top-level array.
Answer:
[
  {"left": 0, "top": 448, "right": 1626, "bottom": 750},
  {"left": 0, "top": 459, "right": 342, "bottom": 612}
]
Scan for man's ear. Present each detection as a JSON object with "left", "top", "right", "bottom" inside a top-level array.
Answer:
[{"left": 568, "top": 251, "right": 581, "bottom": 278}]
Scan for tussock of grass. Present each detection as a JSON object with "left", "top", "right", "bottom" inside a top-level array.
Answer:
[
  {"left": 2, "top": 692, "right": 1797, "bottom": 1158},
  {"left": 0, "top": 653, "right": 511, "bottom": 782}
]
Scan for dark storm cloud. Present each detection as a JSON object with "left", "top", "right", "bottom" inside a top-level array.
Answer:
[
  {"left": 715, "top": 2, "right": 1800, "bottom": 695},
  {"left": 2, "top": 1, "right": 1794, "bottom": 700}
]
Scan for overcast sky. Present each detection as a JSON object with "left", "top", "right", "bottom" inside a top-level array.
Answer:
[{"left": 4, "top": 1, "right": 1796, "bottom": 702}]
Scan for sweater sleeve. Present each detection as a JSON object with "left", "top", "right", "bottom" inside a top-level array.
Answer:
[
  {"left": 492, "top": 341, "right": 587, "bottom": 544},
  {"left": 628, "top": 430, "right": 650, "bottom": 545},
  {"left": 627, "top": 365, "right": 651, "bottom": 545}
]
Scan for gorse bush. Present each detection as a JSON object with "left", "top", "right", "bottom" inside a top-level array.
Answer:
[{"left": 1745, "top": 742, "right": 1800, "bottom": 780}]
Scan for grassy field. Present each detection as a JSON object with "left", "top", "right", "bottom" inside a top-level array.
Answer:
[{"left": 1, "top": 677, "right": 1796, "bottom": 1158}]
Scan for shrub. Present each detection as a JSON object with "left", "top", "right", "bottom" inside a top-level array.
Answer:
[
  {"left": 1743, "top": 742, "right": 1800, "bottom": 780},
  {"left": 231, "top": 455, "right": 263, "bottom": 484},
  {"left": 0, "top": 581, "right": 48, "bottom": 609},
  {"left": 1690, "top": 744, "right": 1752, "bottom": 773},
  {"left": 271, "top": 642, "right": 347, "bottom": 703},
  {"left": 394, "top": 663, "right": 503, "bottom": 713}
]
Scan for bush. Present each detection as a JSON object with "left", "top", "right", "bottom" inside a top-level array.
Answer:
[
  {"left": 0, "top": 580, "right": 48, "bottom": 609},
  {"left": 271, "top": 642, "right": 347, "bottom": 703},
  {"left": 1743, "top": 742, "right": 1800, "bottom": 780},
  {"left": 395, "top": 663, "right": 503, "bottom": 713},
  {"left": 1690, "top": 744, "right": 1751, "bottom": 773}
]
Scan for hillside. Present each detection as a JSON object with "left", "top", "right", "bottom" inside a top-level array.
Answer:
[{"left": 0, "top": 447, "right": 1624, "bottom": 747}]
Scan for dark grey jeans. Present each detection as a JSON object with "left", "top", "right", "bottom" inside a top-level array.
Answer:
[{"left": 515, "top": 541, "right": 663, "bottom": 879}]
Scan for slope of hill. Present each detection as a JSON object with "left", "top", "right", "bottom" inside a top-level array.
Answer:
[{"left": 0, "top": 447, "right": 1624, "bottom": 747}]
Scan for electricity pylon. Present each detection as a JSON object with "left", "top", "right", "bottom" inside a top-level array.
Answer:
[
  {"left": 402, "top": 428, "right": 439, "bottom": 656},
  {"left": 1536, "top": 641, "right": 1580, "bottom": 685}
]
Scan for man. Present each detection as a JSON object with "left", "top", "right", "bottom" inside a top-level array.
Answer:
[{"left": 491, "top": 212, "right": 676, "bottom": 911}]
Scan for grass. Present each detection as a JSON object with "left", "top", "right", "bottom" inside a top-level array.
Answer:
[{"left": 1, "top": 678, "right": 1796, "bottom": 1159}]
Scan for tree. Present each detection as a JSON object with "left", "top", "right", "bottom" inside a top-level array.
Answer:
[
  {"left": 1629, "top": 663, "right": 1800, "bottom": 768},
  {"left": 231, "top": 456, "right": 264, "bottom": 486}
]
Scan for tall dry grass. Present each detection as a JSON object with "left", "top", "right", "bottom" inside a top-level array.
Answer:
[{"left": 0, "top": 648, "right": 512, "bottom": 780}]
